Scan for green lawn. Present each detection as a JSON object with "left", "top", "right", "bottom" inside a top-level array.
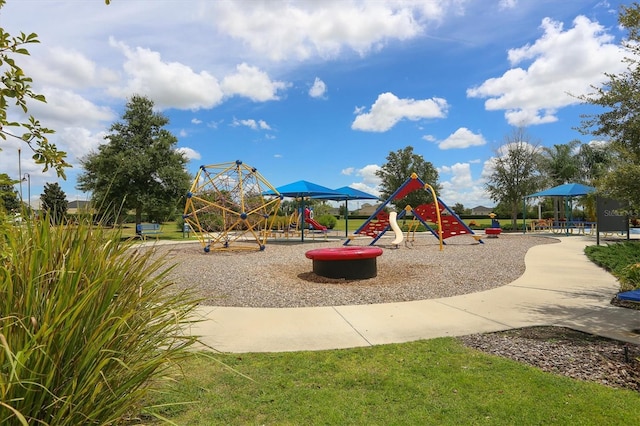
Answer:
[{"left": 146, "top": 339, "right": 640, "bottom": 424}]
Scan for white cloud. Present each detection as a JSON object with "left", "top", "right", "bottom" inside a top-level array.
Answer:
[
  {"left": 211, "top": 1, "right": 449, "bottom": 61},
  {"left": 28, "top": 47, "right": 118, "bottom": 90},
  {"left": 438, "top": 162, "right": 492, "bottom": 207},
  {"left": 191, "top": 118, "right": 202, "bottom": 125},
  {"left": 467, "top": 15, "right": 626, "bottom": 126},
  {"left": 352, "top": 92, "right": 448, "bottom": 132},
  {"left": 341, "top": 167, "right": 355, "bottom": 175},
  {"left": 355, "top": 164, "right": 381, "bottom": 186},
  {"left": 498, "top": 0, "right": 517, "bottom": 10},
  {"left": 439, "top": 162, "right": 474, "bottom": 187},
  {"left": 176, "top": 147, "right": 201, "bottom": 161},
  {"left": 231, "top": 118, "right": 272, "bottom": 130},
  {"left": 221, "top": 63, "right": 290, "bottom": 102},
  {"left": 30, "top": 88, "right": 115, "bottom": 128},
  {"left": 309, "top": 77, "right": 327, "bottom": 98},
  {"left": 108, "top": 38, "right": 225, "bottom": 110},
  {"left": 56, "top": 127, "right": 107, "bottom": 165},
  {"left": 437, "top": 127, "right": 486, "bottom": 150},
  {"left": 349, "top": 182, "right": 380, "bottom": 198}
]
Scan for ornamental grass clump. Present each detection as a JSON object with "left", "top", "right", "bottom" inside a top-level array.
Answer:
[{"left": 0, "top": 218, "right": 200, "bottom": 425}]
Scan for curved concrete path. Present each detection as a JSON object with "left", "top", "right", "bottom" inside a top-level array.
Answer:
[{"left": 187, "top": 235, "right": 640, "bottom": 353}]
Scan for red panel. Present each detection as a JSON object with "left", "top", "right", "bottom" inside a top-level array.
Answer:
[{"left": 393, "top": 178, "right": 424, "bottom": 200}]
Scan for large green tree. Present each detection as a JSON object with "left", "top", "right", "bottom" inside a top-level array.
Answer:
[
  {"left": 375, "top": 146, "right": 439, "bottom": 212},
  {"left": 485, "top": 128, "right": 542, "bottom": 229},
  {"left": 0, "top": 173, "right": 20, "bottom": 213},
  {"left": 40, "top": 182, "right": 68, "bottom": 224},
  {"left": 77, "top": 95, "right": 191, "bottom": 224},
  {"left": 0, "top": 0, "right": 69, "bottom": 178},
  {"left": 579, "top": 2, "right": 640, "bottom": 210}
]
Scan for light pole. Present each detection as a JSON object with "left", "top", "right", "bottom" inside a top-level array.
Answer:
[
  {"left": 18, "top": 148, "right": 23, "bottom": 203},
  {"left": 23, "top": 173, "right": 30, "bottom": 215}
]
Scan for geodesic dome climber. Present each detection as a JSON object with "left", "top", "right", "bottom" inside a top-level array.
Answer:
[{"left": 182, "top": 161, "right": 282, "bottom": 252}]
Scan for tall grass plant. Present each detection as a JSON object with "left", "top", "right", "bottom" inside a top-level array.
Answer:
[{"left": 0, "top": 217, "right": 200, "bottom": 424}]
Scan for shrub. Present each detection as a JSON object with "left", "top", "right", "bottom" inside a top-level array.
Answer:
[
  {"left": 317, "top": 214, "right": 337, "bottom": 229},
  {"left": 585, "top": 242, "right": 640, "bottom": 292},
  {"left": 0, "top": 217, "right": 200, "bottom": 424},
  {"left": 621, "top": 263, "right": 640, "bottom": 291}
]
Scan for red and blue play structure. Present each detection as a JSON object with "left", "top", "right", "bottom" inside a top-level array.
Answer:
[{"left": 344, "top": 173, "right": 482, "bottom": 247}]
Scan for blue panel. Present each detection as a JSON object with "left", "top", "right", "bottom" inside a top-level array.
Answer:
[{"left": 617, "top": 289, "right": 640, "bottom": 302}]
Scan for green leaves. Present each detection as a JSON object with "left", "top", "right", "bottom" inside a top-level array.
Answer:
[
  {"left": 0, "top": 218, "right": 201, "bottom": 424},
  {"left": 0, "top": 3, "right": 68, "bottom": 178}
]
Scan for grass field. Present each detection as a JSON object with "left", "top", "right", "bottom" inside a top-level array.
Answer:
[{"left": 145, "top": 339, "right": 640, "bottom": 424}]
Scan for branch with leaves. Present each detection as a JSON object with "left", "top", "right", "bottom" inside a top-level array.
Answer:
[{"left": 0, "top": 0, "right": 70, "bottom": 178}]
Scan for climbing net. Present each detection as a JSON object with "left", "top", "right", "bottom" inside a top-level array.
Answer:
[{"left": 183, "top": 160, "right": 281, "bottom": 252}]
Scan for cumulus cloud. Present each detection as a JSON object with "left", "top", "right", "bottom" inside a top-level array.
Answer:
[
  {"left": 211, "top": 1, "right": 449, "bottom": 61},
  {"left": 176, "top": 147, "right": 201, "bottom": 161},
  {"left": 437, "top": 128, "right": 486, "bottom": 150},
  {"left": 231, "top": 118, "right": 272, "bottom": 130},
  {"left": 191, "top": 118, "right": 202, "bottom": 125},
  {"left": 108, "top": 38, "right": 225, "bottom": 110},
  {"left": 309, "top": 77, "right": 327, "bottom": 98},
  {"left": 56, "top": 127, "right": 108, "bottom": 165},
  {"left": 467, "top": 15, "right": 626, "bottom": 126},
  {"left": 341, "top": 167, "right": 355, "bottom": 175},
  {"left": 355, "top": 164, "right": 381, "bottom": 186},
  {"left": 439, "top": 162, "right": 474, "bottom": 188},
  {"left": 29, "top": 88, "right": 115, "bottom": 129},
  {"left": 352, "top": 92, "right": 448, "bottom": 132},
  {"left": 221, "top": 63, "right": 290, "bottom": 101},
  {"left": 28, "top": 47, "right": 118, "bottom": 89},
  {"left": 438, "top": 162, "right": 492, "bottom": 207}
]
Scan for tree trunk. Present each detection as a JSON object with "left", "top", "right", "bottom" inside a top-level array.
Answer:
[
  {"left": 511, "top": 201, "right": 518, "bottom": 230},
  {"left": 135, "top": 206, "right": 143, "bottom": 225}
]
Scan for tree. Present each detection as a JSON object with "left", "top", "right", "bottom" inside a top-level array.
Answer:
[
  {"left": 578, "top": 3, "right": 640, "bottom": 210},
  {"left": 485, "top": 128, "right": 542, "bottom": 229},
  {"left": 0, "top": 173, "right": 20, "bottom": 213},
  {"left": 576, "top": 142, "right": 614, "bottom": 186},
  {"left": 539, "top": 140, "right": 581, "bottom": 186},
  {"left": 40, "top": 182, "right": 68, "bottom": 224},
  {"left": 0, "top": 0, "right": 70, "bottom": 177},
  {"left": 451, "top": 202, "right": 470, "bottom": 216},
  {"left": 375, "top": 146, "right": 440, "bottom": 211},
  {"left": 77, "top": 95, "right": 191, "bottom": 224},
  {"left": 539, "top": 140, "right": 581, "bottom": 220}
]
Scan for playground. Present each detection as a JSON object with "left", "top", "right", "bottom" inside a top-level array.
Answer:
[{"left": 149, "top": 234, "right": 555, "bottom": 308}]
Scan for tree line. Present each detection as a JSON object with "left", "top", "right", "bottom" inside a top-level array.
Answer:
[{"left": 1, "top": 2, "right": 640, "bottom": 229}]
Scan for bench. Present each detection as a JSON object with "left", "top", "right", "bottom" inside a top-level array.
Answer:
[
  {"left": 136, "top": 223, "right": 162, "bottom": 240},
  {"left": 305, "top": 246, "right": 383, "bottom": 279}
]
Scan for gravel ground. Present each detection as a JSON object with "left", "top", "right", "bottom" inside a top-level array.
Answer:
[
  {"left": 150, "top": 233, "right": 556, "bottom": 308},
  {"left": 458, "top": 326, "right": 640, "bottom": 392},
  {"left": 142, "top": 233, "right": 640, "bottom": 392}
]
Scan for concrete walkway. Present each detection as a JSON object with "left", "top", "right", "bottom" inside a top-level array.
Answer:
[{"left": 187, "top": 235, "right": 640, "bottom": 353}]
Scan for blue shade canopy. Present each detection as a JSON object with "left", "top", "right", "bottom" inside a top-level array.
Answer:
[
  {"left": 312, "top": 186, "right": 380, "bottom": 201},
  {"left": 265, "top": 180, "right": 342, "bottom": 197},
  {"left": 526, "top": 183, "right": 596, "bottom": 198}
]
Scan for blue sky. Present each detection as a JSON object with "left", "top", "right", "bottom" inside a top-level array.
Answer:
[{"left": 1, "top": 0, "right": 628, "bottom": 209}]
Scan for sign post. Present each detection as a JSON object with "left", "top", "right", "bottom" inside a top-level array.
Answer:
[{"left": 596, "top": 197, "right": 629, "bottom": 245}]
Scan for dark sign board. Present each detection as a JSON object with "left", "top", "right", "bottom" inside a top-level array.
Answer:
[{"left": 596, "top": 197, "right": 628, "bottom": 232}]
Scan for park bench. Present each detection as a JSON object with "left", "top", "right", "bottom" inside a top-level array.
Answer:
[{"left": 136, "top": 223, "right": 162, "bottom": 240}]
